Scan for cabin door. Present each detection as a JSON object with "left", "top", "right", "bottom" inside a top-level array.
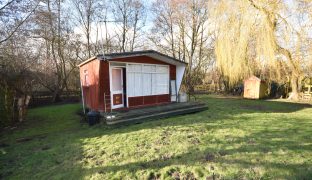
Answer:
[{"left": 111, "top": 67, "right": 124, "bottom": 109}]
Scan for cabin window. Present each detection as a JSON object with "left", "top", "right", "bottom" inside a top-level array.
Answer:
[
  {"left": 84, "top": 70, "right": 89, "bottom": 86},
  {"left": 127, "top": 63, "right": 169, "bottom": 97}
]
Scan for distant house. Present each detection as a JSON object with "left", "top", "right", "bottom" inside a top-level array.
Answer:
[
  {"left": 78, "top": 50, "right": 187, "bottom": 112},
  {"left": 244, "top": 76, "right": 268, "bottom": 99}
]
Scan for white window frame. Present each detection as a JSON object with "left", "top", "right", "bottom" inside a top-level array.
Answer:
[
  {"left": 83, "top": 70, "right": 89, "bottom": 86},
  {"left": 126, "top": 63, "right": 169, "bottom": 98},
  {"left": 109, "top": 62, "right": 127, "bottom": 109}
]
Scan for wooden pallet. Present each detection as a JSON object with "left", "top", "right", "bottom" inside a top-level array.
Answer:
[{"left": 104, "top": 102, "right": 208, "bottom": 125}]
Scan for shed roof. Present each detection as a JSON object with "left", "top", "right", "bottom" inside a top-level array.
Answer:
[
  {"left": 245, "top": 75, "right": 267, "bottom": 83},
  {"left": 245, "top": 76, "right": 261, "bottom": 81},
  {"left": 78, "top": 50, "right": 187, "bottom": 67}
]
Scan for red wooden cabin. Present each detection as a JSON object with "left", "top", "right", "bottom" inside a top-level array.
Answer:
[{"left": 78, "top": 50, "right": 187, "bottom": 112}]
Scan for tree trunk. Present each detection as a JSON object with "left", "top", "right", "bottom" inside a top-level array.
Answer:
[
  {"left": 17, "top": 95, "right": 31, "bottom": 122},
  {"left": 288, "top": 74, "right": 299, "bottom": 100},
  {"left": 52, "top": 89, "right": 62, "bottom": 103}
]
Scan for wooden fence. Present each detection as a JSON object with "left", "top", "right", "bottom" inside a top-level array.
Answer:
[
  {"left": 194, "top": 84, "right": 220, "bottom": 93},
  {"left": 29, "top": 91, "right": 81, "bottom": 107}
]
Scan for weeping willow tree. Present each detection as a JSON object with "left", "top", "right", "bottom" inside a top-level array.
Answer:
[
  {"left": 214, "top": 0, "right": 279, "bottom": 87},
  {"left": 214, "top": 0, "right": 306, "bottom": 100}
]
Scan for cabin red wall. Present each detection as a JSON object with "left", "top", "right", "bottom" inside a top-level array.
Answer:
[
  {"left": 110, "top": 56, "right": 176, "bottom": 108},
  {"left": 80, "top": 60, "right": 100, "bottom": 110},
  {"left": 98, "top": 61, "right": 110, "bottom": 111},
  {"left": 128, "top": 95, "right": 170, "bottom": 107},
  {"left": 81, "top": 55, "right": 177, "bottom": 111},
  {"left": 169, "top": 64, "right": 176, "bottom": 80}
]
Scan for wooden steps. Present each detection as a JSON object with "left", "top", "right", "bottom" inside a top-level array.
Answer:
[{"left": 104, "top": 102, "right": 208, "bottom": 125}]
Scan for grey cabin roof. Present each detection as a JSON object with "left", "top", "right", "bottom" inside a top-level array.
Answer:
[{"left": 78, "top": 50, "right": 187, "bottom": 67}]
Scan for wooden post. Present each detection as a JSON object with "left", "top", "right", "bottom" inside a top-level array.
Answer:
[{"left": 80, "top": 81, "right": 85, "bottom": 114}]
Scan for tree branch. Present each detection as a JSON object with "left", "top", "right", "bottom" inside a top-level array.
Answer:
[
  {"left": 0, "top": 1, "right": 40, "bottom": 44},
  {"left": 0, "top": 0, "right": 15, "bottom": 12}
]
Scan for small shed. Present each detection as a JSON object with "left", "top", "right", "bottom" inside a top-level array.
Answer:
[
  {"left": 243, "top": 76, "right": 268, "bottom": 99},
  {"left": 78, "top": 50, "right": 187, "bottom": 112}
]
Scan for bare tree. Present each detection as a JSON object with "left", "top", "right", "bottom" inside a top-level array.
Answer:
[
  {"left": 111, "top": 0, "right": 145, "bottom": 52},
  {"left": 0, "top": 0, "right": 40, "bottom": 44},
  {"left": 150, "top": 0, "right": 214, "bottom": 94},
  {"left": 0, "top": 0, "right": 40, "bottom": 126},
  {"left": 32, "top": 0, "right": 81, "bottom": 102},
  {"left": 71, "top": 0, "right": 102, "bottom": 58}
]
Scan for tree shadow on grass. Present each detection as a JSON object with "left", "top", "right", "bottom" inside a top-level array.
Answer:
[
  {"left": 78, "top": 141, "right": 312, "bottom": 179},
  {"left": 95, "top": 95, "right": 312, "bottom": 137},
  {"left": 1, "top": 96, "right": 312, "bottom": 179},
  {"left": 79, "top": 119, "right": 312, "bottom": 179},
  {"left": 73, "top": 96, "right": 312, "bottom": 178}
]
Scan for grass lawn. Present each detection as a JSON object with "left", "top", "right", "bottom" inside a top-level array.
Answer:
[{"left": 1, "top": 95, "right": 312, "bottom": 179}]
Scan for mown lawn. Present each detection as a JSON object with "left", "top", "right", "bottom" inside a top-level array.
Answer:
[{"left": 1, "top": 95, "right": 312, "bottom": 179}]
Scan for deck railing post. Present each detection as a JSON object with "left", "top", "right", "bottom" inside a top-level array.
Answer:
[
  {"left": 110, "top": 91, "right": 112, "bottom": 113},
  {"left": 104, "top": 93, "right": 106, "bottom": 113},
  {"left": 110, "top": 94, "right": 112, "bottom": 113}
]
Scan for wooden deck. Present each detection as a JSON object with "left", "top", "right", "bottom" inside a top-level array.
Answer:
[{"left": 102, "top": 102, "right": 208, "bottom": 125}]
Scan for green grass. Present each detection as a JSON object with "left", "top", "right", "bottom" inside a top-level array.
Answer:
[{"left": 1, "top": 95, "right": 312, "bottom": 179}]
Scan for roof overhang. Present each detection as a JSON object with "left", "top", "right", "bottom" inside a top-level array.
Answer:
[
  {"left": 78, "top": 56, "right": 96, "bottom": 67},
  {"left": 78, "top": 50, "right": 188, "bottom": 67}
]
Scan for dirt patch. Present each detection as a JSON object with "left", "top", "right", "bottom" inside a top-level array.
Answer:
[
  {"left": 184, "top": 172, "right": 196, "bottom": 180},
  {"left": 206, "top": 173, "right": 220, "bottom": 180},
  {"left": 189, "top": 138, "right": 201, "bottom": 145},
  {"left": 205, "top": 153, "right": 215, "bottom": 162},
  {"left": 160, "top": 153, "right": 173, "bottom": 161},
  {"left": 109, "top": 152, "right": 120, "bottom": 158},
  {"left": 16, "top": 137, "right": 33, "bottom": 143},
  {"left": 167, "top": 170, "right": 196, "bottom": 180},
  {"left": 154, "top": 139, "right": 169, "bottom": 146},
  {"left": 166, "top": 169, "right": 181, "bottom": 180},
  {"left": 218, "top": 151, "right": 227, "bottom": 156},
  {"left": 155, "top": 130, "right": 172, "bottom": 146},
  {"left": 148, "top": 172, "right": 161, "bottom": 180},
  {"left": 41, "top": 146, "right": 50, "bottom": 151},
  {"left": 16, "top": 134, "right": 47, "bottom": 143},
  {"left": 187, "top": 134, "right": 194, "bottom": 138},
  {"left": 171, "top": 171, "right": 180, "bottom": 179},
  {"left": 261, "top": 147, "right": 270, "bottom": 153},
  {"left": 95, "top": 160, "right": 104, "bottom": 166},
  {"left": 247, "top": 139, "right": 256, "bottom": 145},
  {"left": 85, "top": 154, "right": 96, "bottom": 159}
]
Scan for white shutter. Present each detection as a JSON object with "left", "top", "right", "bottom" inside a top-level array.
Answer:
[
  {"left": 127, "top": 72, "right": 135, "bottom": 96},
  {"left": 143, "top": 73, "right": 152, "bottom": 95},
  {"left": 127, "top": 64, "right": 169, "bottom": 97},
  {"left": 156, "top": 66, "right": 168, "bottom": 73},
  {"left": 134, "top": 72, "right": 142, "bottom": 96},
  {"left": 152, "top": 74, "right": 157, "bottom": 95},
  {"left": 143, "top": 65, "right": 156, "bottom": 72},
  {"left": 156, "top": 73, "right": 168, "bottom": 94},
  {"left": 128, "top": 64, "right": 141, "bottom": 72}
]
